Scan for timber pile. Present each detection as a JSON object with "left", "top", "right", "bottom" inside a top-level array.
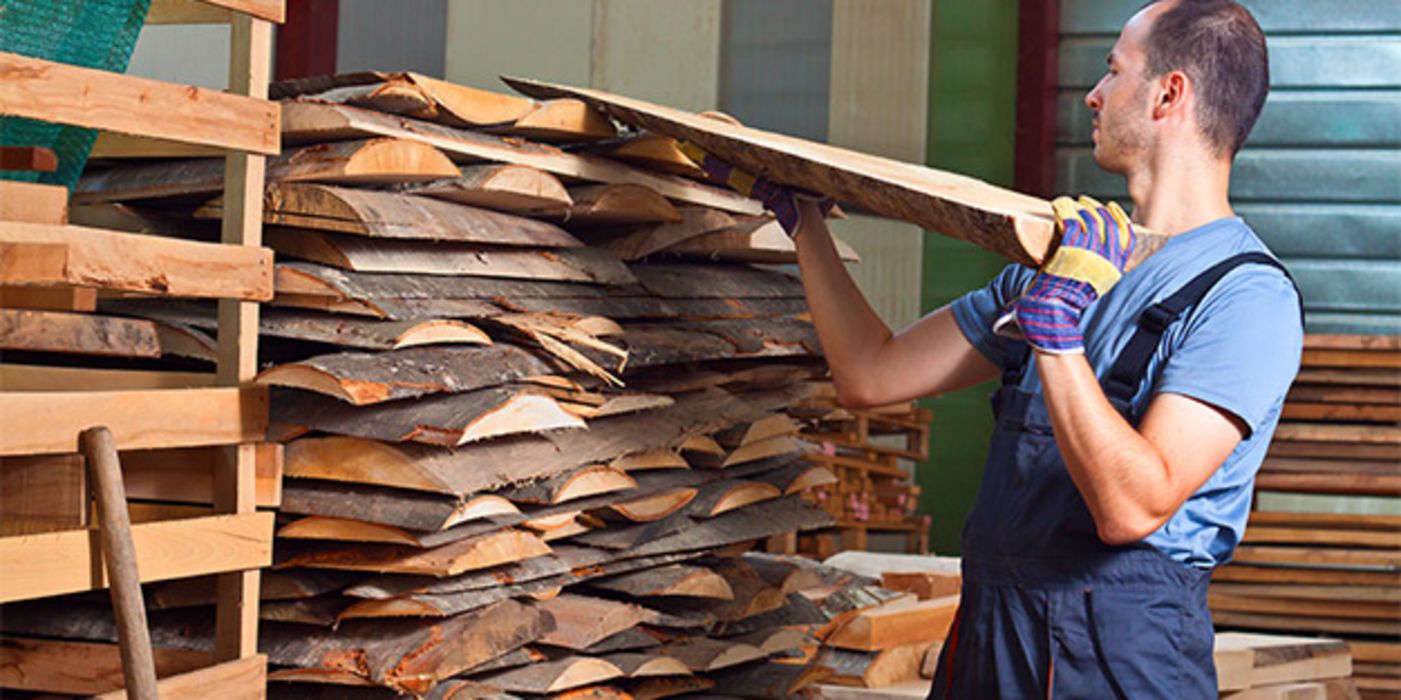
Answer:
[
  {"left": 1212, "top": 334, "right": 1400, "bottom": 699},
  {"left": 0, "top": 70, "right": 927, "bottom": 698},
  {"left": 784, "top": 384, "right": 933, "bottom": 559}
]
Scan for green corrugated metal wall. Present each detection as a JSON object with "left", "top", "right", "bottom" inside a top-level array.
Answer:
[{"left": 916, "top": 0, "right": 1019, "bottom": 555}]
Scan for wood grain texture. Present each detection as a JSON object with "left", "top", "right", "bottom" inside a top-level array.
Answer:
[
  {"left": 405, "top": 164, "right": 573, "bottom": 216},
  {"left": 0, "top": 637, "right": 212, "bottom": 695},
  {"left": 0, "top": 51, "right": 278, "bottom": 154},
  {"left": 0, "top": 221, "right": 273, "bottom": 300},
  {"left": 0, "top": 180, "right": 67, "bottom": 224},
  {"left": 76, "top": 138, "right": 458, "bottom": 202},
  {"left": 0, "top": 512, "right": 272, "bottom": 603},
  {"left": 281, "top": 100, "right": 762, "bottom": 215},
  {"left": 0, "top": 387, "right": 267, "bottom": 456},
  {"left": 0, "top": 453, "right": 86, "bottom": 536}
]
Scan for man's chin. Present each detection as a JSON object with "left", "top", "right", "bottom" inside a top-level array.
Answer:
[{"left": 1091, "top": 148, "right": 1128, "bottom": 175}]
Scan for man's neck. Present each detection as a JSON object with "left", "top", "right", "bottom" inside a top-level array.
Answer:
[{"left": 1125, "top": 146, "right": 1236, "bottom": 236}]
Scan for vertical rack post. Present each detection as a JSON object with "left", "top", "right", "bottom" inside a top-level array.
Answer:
[{"left": 214, "top": 10, "right": 272, "bottom": 662}]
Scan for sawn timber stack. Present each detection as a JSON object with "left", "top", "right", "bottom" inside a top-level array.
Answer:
[{"left": 0, "top": 69, "right": 966, "bottom": 699}]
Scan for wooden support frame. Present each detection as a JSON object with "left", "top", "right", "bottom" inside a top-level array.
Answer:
[
  {"left": 0, "top": 1, "right": 282, "bottom": 696},
  {"left": 0, "top": 52, "right": 278, "bottom": 155},
  {"left": 0, "top": 222, "right": 273, "bottom": 300},
  {"left": 0, "top": 387, "right": 268, "bottom": 456},
  {"left": 0, "top": 512, "right": 273, "bottom": 603}
]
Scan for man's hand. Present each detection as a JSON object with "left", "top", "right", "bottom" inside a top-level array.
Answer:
[
  {"left": 995, "top": 196, "right": 1136, "bottom": 353},
  {"left": 677, "top": 141, "right": 832, "bottom": 237}
]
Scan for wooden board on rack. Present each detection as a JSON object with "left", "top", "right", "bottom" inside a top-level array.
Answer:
[
  {"left": 0, "top": 181, "right": 67, "bottom": 225},
  {"left": 0, "top": 453, "right": 86, "bottom": 536},
  {"left": 281, "top": 101, "right": 763, "bottom": 215},
  {"left": 0, "top": 387, "right": 268, "bottom": 456},
  {"left": 90, "top": 654, "right": 268, "bottom": 700},
  {"left": 76, "top": 138, "right": 459, "bottom": 202},
  {"left": 403, "top": 164, "right": 572, "bottom": 216},
  {"left": 0, "top": 308, "right": 215, "bottom": 361},
  {"left": 0, "top": 51, "right": 278, "bottom": 154},
  {"left": 0, "top": 221, "right": 273, "bottom": 301},
  {"left": 0, "top": 512, "right": 272, "bottom": 603},
  {"left": 0, "top": 636, "right": 213, "bottom": 695}
]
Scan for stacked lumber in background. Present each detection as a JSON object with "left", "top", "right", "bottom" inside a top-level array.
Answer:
[
  {"left": 0, "top": 3, "right": 285, "bottom": 697},
  {"left": 1212, "top": 334, "right": 1400, "bottom": 700},
  {"left": 0, "top": 69, "right": 924, "bottom": 699},
  {"left": 785, "top": 384, "right": 933, "bottom": 558}
]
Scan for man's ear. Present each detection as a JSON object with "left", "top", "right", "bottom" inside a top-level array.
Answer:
[{"left": 1153, "top": 70, "right": 1190, "bottom": 119}]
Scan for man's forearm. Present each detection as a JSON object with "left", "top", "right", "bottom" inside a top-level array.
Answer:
[
  {"left": 1036, "top": 352, "right": 1175, "bottom": 544},
  {"left": 792, "top": 200, "right": 895, "bottom": 405}
]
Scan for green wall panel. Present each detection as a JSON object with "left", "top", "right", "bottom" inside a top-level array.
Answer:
[{"left": 916, "top": 0, "right": 1019, "bottom": 555}]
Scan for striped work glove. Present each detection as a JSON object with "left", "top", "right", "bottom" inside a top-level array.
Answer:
[
  {"left": 994, "top": 196, "right": 1136, "bottom": 353},
  {"left": 677, "top": 141, "right": 833, "bottom": 237}
]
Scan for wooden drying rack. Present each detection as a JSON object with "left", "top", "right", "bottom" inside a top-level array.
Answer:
[{"left": 0, "top": 0, "right": 284, "bottom": 696}]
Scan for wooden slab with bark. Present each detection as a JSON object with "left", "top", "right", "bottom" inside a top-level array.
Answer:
[
  {"left": 825, "top": 595, "right": 960, "bottom": 651},
  {"left": 276, "top": 261, "right": 619, "bottom": 302},
  {"left": 658, "top": 637, "right": 765, "bottom": 672},
  {"left": 257, "top": 344, "right": 561, "bottom": 405},
  {"left": 404, "top": 164, "right": 573, "bottom": 216},
  {"left": 0, "top": 308, "right": 213, "bottom": 360},
  {"left": 271, "top": 384, "right": 585, "bottom": 446},
  {"left": 589, "top": 563, "right": 734, "bottom": 600},
  {"left": 502, "top": 77, "right": 1171, "bottom": 268},
  {"left": 490, "top": 97, "right": 620, "bottom": 142},
  {"left": 536, "top": 594, "right": 658, "bottom": 650},
  {"left": 474, "top": 655, "right": 624, "bottom": 694},
  {"left": 282, "top": 100, "right": 763, "bottom": 215},
  {"left": 210, "top": 182, "right": 582, "bottom": 246},
  {"left": 559, "top": 184, "right": 683, "bottom": 226},
  {"left": 666, "top": 219, "right": 861, "bottom": 264},
  {"left": 281, "top": 384, "right": 815, "bottom": 499},
  {"left": 604, "top": 206, "right": 749, "bottom": 260},
  {"left": 105, "top": 300, "right": 491, "bottom": 351},
  {"left": 266, "top": 229, "right": 636, "bottom": 285},
  {"left": 281, "top": 478, "right": 520, "bottom": 530},
  {"left": 502, "top": 464, "right": 638, "bottom": 506},
  {"left": 275, "top": 528, "right": 551, "bottom": 577},
  {"left": 74, "top": 138, "right": 458, "bottom": 202}
]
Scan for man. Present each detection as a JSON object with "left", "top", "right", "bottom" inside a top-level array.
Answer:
[{"left": 689, "top": 0, "right": 1301, "bottom": 696}]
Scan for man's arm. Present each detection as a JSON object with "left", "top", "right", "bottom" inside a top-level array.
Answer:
[
  {"left": 792, "top": 199, "right": 999, "bottom": 408},
  {"left": 1037, "top": 353, "right": 1246, "bottom": 544}
]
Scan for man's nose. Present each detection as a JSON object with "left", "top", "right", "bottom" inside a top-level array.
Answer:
[{"left": 1085, "top": 88, "right": 1102, "bottom": 112}]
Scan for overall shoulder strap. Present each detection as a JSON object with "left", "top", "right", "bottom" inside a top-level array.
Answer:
[{"left": 1102, "top": 252, "right": 1303, "bottom": 413}]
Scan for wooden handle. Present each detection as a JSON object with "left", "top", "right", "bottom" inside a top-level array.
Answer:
[{"left": 80, "top": 426, "right": 160, "bottom": 700}]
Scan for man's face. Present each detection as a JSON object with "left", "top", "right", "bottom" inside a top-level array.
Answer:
[{"left": 1084, "top": 4, "right": 1164, "bottom": 174}]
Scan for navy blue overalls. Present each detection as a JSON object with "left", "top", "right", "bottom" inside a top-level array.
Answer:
[{"left": 930, "top": 253, "right": 1298, "bottom": 699}]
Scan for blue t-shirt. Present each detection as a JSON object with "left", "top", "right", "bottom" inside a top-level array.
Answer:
[{"left": 951, "top": 217, "right": 1303, "bottom": 568}]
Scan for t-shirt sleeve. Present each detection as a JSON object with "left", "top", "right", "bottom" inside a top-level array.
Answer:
[
  {"left": 1155, "top": 269, "right": 1304, "bottom": 438},
  {"left": 951, "top": 263, "right": 1036, "bottom": 369}
]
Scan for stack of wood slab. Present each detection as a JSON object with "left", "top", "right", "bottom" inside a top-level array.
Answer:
[
  {"left": 2, "top": 69, "right": 903, "bottom": 698},
  {"left": 1211, "top": 334, "right": 1400, "bottom": 699},
  {"left": 787, "top": 384, "right": 933, "bottom": 558}
]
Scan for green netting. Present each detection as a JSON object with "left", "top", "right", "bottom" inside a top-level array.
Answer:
[{"left": 0, "top": 0, "right": 152, "bottom": 189}]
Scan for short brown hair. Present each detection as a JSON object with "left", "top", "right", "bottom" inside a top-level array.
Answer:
[{"left": 1143, "top": 0, "right": 1269, "bottom": 156}]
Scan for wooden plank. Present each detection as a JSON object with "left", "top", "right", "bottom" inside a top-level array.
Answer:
[
  {"left": 1212, "top": 565, "right": 1400, "bottom": 587},
  {"left": 91, "top": 654, "right": 267, "bottom": 700},
  {"left": 271, "top": 384, "right": 586, "bottom": 446},
  {"left": 1273, "top": 423, "right": 1401, "bottom": 445},
  {"left": 666, "top": 218, "right": 861, "bottom": 264},
  {"left": 1303, "top": 349, "right": 1401, "bottom": 369},
  {"left": 1209, "top": 591, "right": 1400, "bottom": 621},
  {"left": 1282, "top": 402, "right": 1400, "bottom": 422},
  {"left": 404, "top": 164, "right": 573, "bottom": 216},
  {"left": 474, "top": 655, "right": 624, "bottom": 694},
  {"left": 503, "top": 464, "right": 638, "bottom": 506},
  {"left": 122, "top": 444, "right": 282, "bottom": 508},
  {"left": 0, "top": 222, "right": 273, "bottom": 300},
  {"left": 0, "top": 512, "right": 272, "bottom": 603},
  {"left": 604, "top": 206, "right": 747, "bottom": 261},
  {"left": 257, "top": 344, "right": 560, "bottom": 405},
  {"left": 0, "top": 308, "right": 216, "bottom": 361},
  {"left": 535, "top": 593, "right": 655, "bottom": 650},
  {"left": 0, "top": 453, "right": 86, "bottom": 536},
  {"left": 1249, "top": 511, "right": 1401, "bottom": 531},
  {"left": 560, "top": 183, "right": 683, "bottom": 226},
  {"left": 1212, "top": 632, "right": 1354, "bottom": 689},
  {"left": 232, "top": 182, "right": 581, "bottom": 246},
  {"left": 1255, "top": 471, "right": 1401, "bottom": 496},
  {"left": 597, "top": 133, "right": 704, "bottom": 178},
  {"left": 281, "top": 385, "right": 813, "bottom": 498},
  {"left": 500, "top": 77, "right": 1171, "bottom": 268},
  {"left": 590, "top": 563, "right": 733, "bottom": 600},
  {"left": 0, "top": 146, "right": 58, "bottom": 172},
  {"left": 0, "top": 364, "right": 214, "bottom": 391},
  {"left": 826, "top": 595, "right": 960, "bottom": 651},
  {"left": 149, "top": 0, "right": 284, "bottom": 23},
  {"left": 265, "top": 229, "right": 636, "bottom": 284},
  {"left": 1241, "top": 526, "right": 1401, "bottom": 549},
  {"left": 0, "top": 387, "right": 267, "bottom": 456},
  {"left": 1294, "top": 367, "right": 1400, "bottom": 388},
  {"left": 496, "top": 98, "right": 620, "bottom": 143},
  {"left": 282, "top": 479, "right": 518, "bottom": 531},
  {"left": 1208, "top": 583, "right": 1401, "bottom": 604},
  {"left": 75, "top": 138, "right": 459, "bottom": 202},
  {"left": 0, "top": 637, "right": 214, "bottom": 695},
  {"left": 0, "top": 51, "right": 277, "bottom": 154},
  {"left": 818, "top": 643, "right": 930, "bottom": 688},
  {"left": 1260, "top": 457, "right": 1400, "bottom": 477},
  {"left": 276, "top": 528, "right": 551, "bottom": 576},
  {"left": 0, "top": 285, "right": 97, "bottom": 312},
  {"left": 281, "top": 101, "right": 762, "bottom": 215},
  {"left": 659, "top": 637, "right": 765, "bottom": 672},
  {"left": 0, "top": 180, "right": 67, "bottom": 224},
  {"left": 90, "top": 131, "right": 225, "bottom": 159},
  {"left": 1305, "top": 334, "right": 1401, "bottom": 352}
]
